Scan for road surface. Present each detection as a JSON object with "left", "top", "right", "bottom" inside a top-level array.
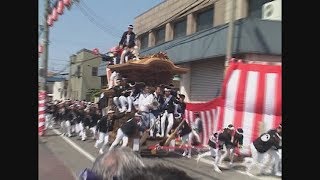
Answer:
[
  {"left": 39, "top": 140, "right": 76, "bottom": 180},
  {"left": 39, "top": 129, "right": 281, "bottom": 180}
]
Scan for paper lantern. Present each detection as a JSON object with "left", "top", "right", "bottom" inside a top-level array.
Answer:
[
  {"left": 47, "top": 15, "right": 53, "bottom": 26},
  {"left": 39, "top": 45, "right": 43, "bottom": 54},
  {"left": 57, "top": 1, "right": 64, "bottom": 14},
  {"left": 63, "top": 0, "right": 71, "bottom": 6},
  {"left": 110, "top": 46, "right": 118, "bottom": 52},
  {"left": 93, "top": 48, "right": 100, "bottom": 55},
  {"left": 51, "top": 8, "right": 58, "bottom": 21}
]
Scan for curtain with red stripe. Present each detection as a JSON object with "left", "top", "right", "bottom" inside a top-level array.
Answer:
[{"left": 185, "top": 59, "right": 282, "bottom": 146}]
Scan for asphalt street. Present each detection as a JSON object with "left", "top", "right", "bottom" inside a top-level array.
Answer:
[
  {"left": 39, "top": 140, "right": 76, "bottom": 180},
  {"left": 39, "top": 129, "right": 281, "bottom": 180}
]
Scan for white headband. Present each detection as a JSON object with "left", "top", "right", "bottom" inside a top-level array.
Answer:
[{"left": 236, "top": 129, "right": 243, "bottom": 135}]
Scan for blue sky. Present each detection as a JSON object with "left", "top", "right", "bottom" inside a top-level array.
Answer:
[{"left": 39, "top": 0, "right": 163, "bottom": 73}]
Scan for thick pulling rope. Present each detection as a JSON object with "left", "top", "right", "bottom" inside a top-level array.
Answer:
[{"left": 148, "top": 144, "right": 209, "bottom": 150}]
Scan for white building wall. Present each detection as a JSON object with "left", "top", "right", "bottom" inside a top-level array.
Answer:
[{"left": 52, "top": 81, "right": 65, "bottom": 100}]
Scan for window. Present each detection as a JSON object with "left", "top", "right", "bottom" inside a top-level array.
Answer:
[
  {"left": 91, "top": 67, "right": 98, "bottom": 76},
  {"left": 140, "top": 33, "right": 149, "bottom": 49},
  {"left": 248, "top": 0, "right": 274, "bottom": 18},
  {"left": 155, "top": 27, "right": 165, "bottom": 45},
  {"left": 173, "top": 18, "right": 187, "bottom": 39},
  {"left": 101, "top": 76, "right": 108, "bottom": 87},
  {"left": 76, "top": 65, "right": 81, "bottom": 77},
  {"left": 196, "top": 9, "right": 213, "bottom": 32}
]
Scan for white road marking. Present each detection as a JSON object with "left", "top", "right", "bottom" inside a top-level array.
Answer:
[
  {"left": 50, "top": 129, "right": 279, "bottom": 180},
  {"left": 52, "top": 129, "right": 95, "bottom": 162}
]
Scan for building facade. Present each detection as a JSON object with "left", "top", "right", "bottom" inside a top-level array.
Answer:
[
  {"left": 52, "top": 80, "right": 68, "bottom": 100},
  {"left": 134, "top": 0, "right": 281, "bottom": 102},
  {"left": 46, "top": 76, "right": 66, "bottom": 99},
  {"left": 67, "top": 49, "right": 102, "bottom": 101},
  {"left": 97, "top": 61, "right": 108, "bottom": 89}
]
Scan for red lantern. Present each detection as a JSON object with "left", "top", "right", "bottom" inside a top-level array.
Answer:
[
  {"left": 110, "top": 46, "right": 117, "bottom": 52},
  {"left": 93, "top": 48, "right": 100, "bottom": 55},
  {"left": 39, "top": 45, "right": 43, "bottom": 54},
  {"left": 51, "top": 8, "right": 58, "bottom": 21},
  {"left": 63, "top": 0, "right": 71, "bottom": 6},
  {"left": 57, "top": 1, "right": 64, "bottom": 14},
  {"left": 47, "top": 15, "right": 53, "bottom": 26}
]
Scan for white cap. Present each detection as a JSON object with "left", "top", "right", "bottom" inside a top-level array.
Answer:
[{"left": 227, "top": 124, "right": 234, "bottom": 130}]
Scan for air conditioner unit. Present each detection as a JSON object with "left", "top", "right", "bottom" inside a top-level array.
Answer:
[{"left": 262, "top": 0, "right": 281, "bottom": 21}]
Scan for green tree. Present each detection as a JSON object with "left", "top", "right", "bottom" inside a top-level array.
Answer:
[{"left": 87, "top": 89, "right": 101, "bottom": 102}]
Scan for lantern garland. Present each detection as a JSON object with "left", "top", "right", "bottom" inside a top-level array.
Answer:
[
  {"left": 57, "top": 1, "right": 65, "bottom": 14},
  {"left": 39, "top": 0, "right": 74, "bottom": 56},
  {"left": 46, "top": 0, "right": 73, "bottom": 27},
  {"left": 38, "top": 45, "right": 44, "bottom": 55},
  {"left": 51, "top": 8, "right": 58, "bottom": 21},
  {"left": 92, "top": 48, "right": 100, "bottom": 55}
]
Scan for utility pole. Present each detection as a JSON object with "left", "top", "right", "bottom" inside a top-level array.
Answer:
[
  {"left": 39, "top": 0, "right": 50, "bottom": 92},
  {"left": 225, "top": 0, "right": 236, "bottom": 73},
  {"left": 67, "top": 59, "right": 73, "bottom": 100},
  {"left": 39, "top": 0, "right": 50, "bottom": 136}
]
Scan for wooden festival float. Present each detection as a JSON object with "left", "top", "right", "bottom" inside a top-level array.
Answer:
[{"left": 100, "top": 52, "right": 190, "bottom": 156}]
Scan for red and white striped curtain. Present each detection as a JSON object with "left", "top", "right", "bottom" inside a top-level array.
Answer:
[{"left": 185, "top": 59, "right": 282, "bottom": 146}]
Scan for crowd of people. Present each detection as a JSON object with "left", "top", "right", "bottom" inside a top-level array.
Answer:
[
  {"left": 78, "top": 120, "right": 281, "bottom": 180},
  {"left": 44, "top": 80, "right": 188, "bottom": 155},
  {"left": 45, "top": 89, "right": 282, "bottom": 178},
  {"left": 44, "top": 24, "right": 282, "bottom": 180},
  {"left": 196, "top": 123, "right": 282, "bottom": 176}
]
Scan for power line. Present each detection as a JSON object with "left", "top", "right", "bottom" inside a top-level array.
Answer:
[
  {"left": 75, "top": 2, "right": 122, "bottom": 38},
  {"left": 49, "top": 58, "right": 70, "bottom": 61},
  {"left": 78, "top": 1, "right": 122, "bottom": 36},
  {"left": 50, "top": 63, "right": 71, "bottom": 76},
  {"left": 49, "top": 52, "right": 105, "bottom": 76},
  {"left": 78, "top": 2, "right": 122, "bottom": 37},
  {"left": 76, "top": 3, "right": 119, "bottom": 37},
  {"left": 49, "top": 43, "right": 75, "bottom": 56},
  {"left": 50, "top": 63, "right": 69, "bottom": 66},
  {"left": 51, "top": 38, "right": 107, "bottom": 46},
  {"left": 80, "top": 0, "right": 123, "bottom": 34}
]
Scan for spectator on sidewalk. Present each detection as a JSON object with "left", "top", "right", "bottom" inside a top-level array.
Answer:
[
  {"left": 79, "top": 147, "right": 145, "bottom": 180},
  {"left": 80, "top": 147, "right": 195, "bottom": 180},
  {"left": 119, "top": 163, "right": 195, "bottom": 180}
]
